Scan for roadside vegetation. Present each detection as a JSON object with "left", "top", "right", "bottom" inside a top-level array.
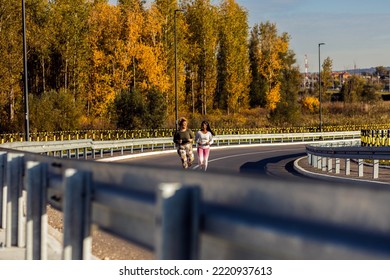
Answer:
[{"left": 0, "top": 0, "right": 389, "bottom": 135}]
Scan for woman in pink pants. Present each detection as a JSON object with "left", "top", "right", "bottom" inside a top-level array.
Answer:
[{"left": 195, "top": 121, "right": 215, "bottom": 171}]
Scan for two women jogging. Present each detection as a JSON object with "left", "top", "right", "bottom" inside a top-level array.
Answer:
[{"left": 174, "top": 118, "right": 215, "bottom": 171}]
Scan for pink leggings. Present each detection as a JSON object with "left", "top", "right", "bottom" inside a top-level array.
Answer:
[{"left": 197, "top": 147, "right": 211, "bottom": 171}]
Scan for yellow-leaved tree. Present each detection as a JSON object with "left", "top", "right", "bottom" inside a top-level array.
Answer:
[
  {"left": 184, "top": 0, "right": 218, "bottom": 115},
  {"left": 138, "top": 4, "right": 170, "bottom": 93},
  {"left": 87, "top": 2, "right": 121, "bottom": 120},
  {"left": 216, "top": 0, "right": 250, "bottom": 115},
  {"left": 251, "top": 21, "right": 289, "bottom": 110}
]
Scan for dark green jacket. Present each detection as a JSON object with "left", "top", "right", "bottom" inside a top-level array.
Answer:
[{"left": 173, "top": 129, "right": 194, "bottom": 145}]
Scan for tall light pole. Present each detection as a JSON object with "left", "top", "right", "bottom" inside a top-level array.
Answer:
[
  {"left": 22, "top": 0, "right": 29, "bottom": 141},
  {"left": 318, "top": 43, "right": 325, "bottom": 132},
  {"left": 174, "top": 9, "right": 183, "bottom": 130}
]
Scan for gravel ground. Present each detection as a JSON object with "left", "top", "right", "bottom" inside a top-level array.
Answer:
[{"left": 47, "top": 205, "right": 154, "bottom": 260}]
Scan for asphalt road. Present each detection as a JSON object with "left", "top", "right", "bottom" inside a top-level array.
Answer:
[{"left": 114, "top": 143, "right": 309, "bottom": 181}]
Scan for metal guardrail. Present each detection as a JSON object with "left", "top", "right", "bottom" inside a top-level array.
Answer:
[
  {"left": 0, "top": 131, "right": 361, "bottom": 158},
  {"left": 0, "top": 125, "right": 375, "bottom": 143},
  {"left": 1, "top": 131, "right": 390, "bottom": 260},
  {"left": 306, "top": 140, "right": 390, "bottom": 179}
]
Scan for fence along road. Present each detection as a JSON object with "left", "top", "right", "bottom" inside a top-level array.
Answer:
[
  {"left": 306, "top": 140, "right": 390, "bottom": 181},
  {"left": 1, "top": 131, "right": 390, "bottom": 259}
]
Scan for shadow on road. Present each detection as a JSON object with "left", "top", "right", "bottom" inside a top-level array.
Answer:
[{"left": 239, "top": 152, "right": 307, "bottom": 178}]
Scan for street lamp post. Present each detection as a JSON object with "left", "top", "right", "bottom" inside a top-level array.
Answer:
[
  {"left": 318, "top": 43, "right": 325, "bottom": 132},
  {"left": 22, "top": 0, "right": 29, "bottom": 141},
  {"left": 174, "top": 9, "right": 183, "bottom": 131}
]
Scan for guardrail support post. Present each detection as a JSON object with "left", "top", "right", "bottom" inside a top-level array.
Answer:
[
  {"left": 358, "top": 159, "right": 364, "bottom": 177},
  {"left": 317, "top": 156, "right": 322, "bottom": 169},
  {"left": 312, "top": 155, "right": 318, "bottom": 168},
  {"left": 327, "top": 158, "right": 332, "bottom": 172},
  {"left": 156, "top": 183, "right": 200, "bottom": 260},
  {"left": 0, "top": 152, "right": 6, "bottom": 229},
  {"left": 373, "top": 160, "right": 379, "bottom": 179},
  {"left": 5, "top": 153, "right": 25, "bottom": 248},
  {"left": 335, "top": 158, "right": 340, "bottom": 174},
  {"left": 25, "top": 161, "right": 48, "bottom": 260},
  {"left": 345, "top": 159, "right": 350, "bottom": 175},
  {"left": 321, "top": 157, "right": 327, "bottom": 171},
  {"left": 62, "top": 169, "right": 92, "bottom": 260},
  {"left": 307, "top": 154, "right": 312, "bottom": 165}
]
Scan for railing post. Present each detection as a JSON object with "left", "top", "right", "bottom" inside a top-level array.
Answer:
[
  {"left": 155, "top": 183, "right": 200, "bottom": 260},
  {"left": 62, "top": 169, "right": 92, "bottom": 260},
  {"left": 327, "top": 158, "right": 332, "bottom": 173},
  {"left": 358, "top": 159, "right": 364, "bottom": 177},
  {"left": 25, "top": 161, "right": 48, "bottom": 260},
  {"left": 345, "top": 159, "right": 351, "bottom": 175},
  {"left": 373, "top": 160, "right": 379, "bottom": 179},
  {"left": 335, "top": 158, "right": 340, "bottom": 174},
  {"left": 5, "top": 153, "right": 25, "bottom": 248},
  {"left": 321, "top": 157, "right": 327, "bottom": 171},
  {"left": 307, "top": 153, "right": 312, "bottom": 165},
  {"left": 312, "top": 155, "right": 318, "bottom": 168}
]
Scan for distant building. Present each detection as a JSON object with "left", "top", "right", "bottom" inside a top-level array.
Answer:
[{"left": 332, "top": 71, "right": 351, "bottom": 84}]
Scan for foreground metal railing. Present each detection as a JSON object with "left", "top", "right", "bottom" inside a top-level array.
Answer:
[{"left": 1, "top": 132, "right": 390, "bottom": 260}]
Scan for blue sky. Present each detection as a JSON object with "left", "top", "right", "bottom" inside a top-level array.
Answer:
[
  {"left": 235, "top": 0, "right": 390, "bottom": 72},
  {"left": 109, "top": 0, "right": 390, "bottom": 72}
]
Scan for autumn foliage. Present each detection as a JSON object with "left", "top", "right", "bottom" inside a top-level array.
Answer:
[{"left": 0, "top": 0, "right": 302, "bottom": 133}]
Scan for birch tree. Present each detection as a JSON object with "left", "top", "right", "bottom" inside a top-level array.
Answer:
[
  {"left": 0, "top": 0, "right": 23, "bottom": 131},
  {"left": 184, "top": 0, "right": 218, "bottom": 115},
  {"left": 250, "top": 21, "right": 289, "bottom": 111},
  {"left": 216, "top": 0, "right": 250, "bottom": 115}
]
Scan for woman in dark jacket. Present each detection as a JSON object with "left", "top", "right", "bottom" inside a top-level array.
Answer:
[{"left": 173, "top": 117, "right": 195, "bottom": 169}]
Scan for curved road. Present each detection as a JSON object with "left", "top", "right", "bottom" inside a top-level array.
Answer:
[{"left": 115, "top": 143, "right": 309, "bottom": 181}]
